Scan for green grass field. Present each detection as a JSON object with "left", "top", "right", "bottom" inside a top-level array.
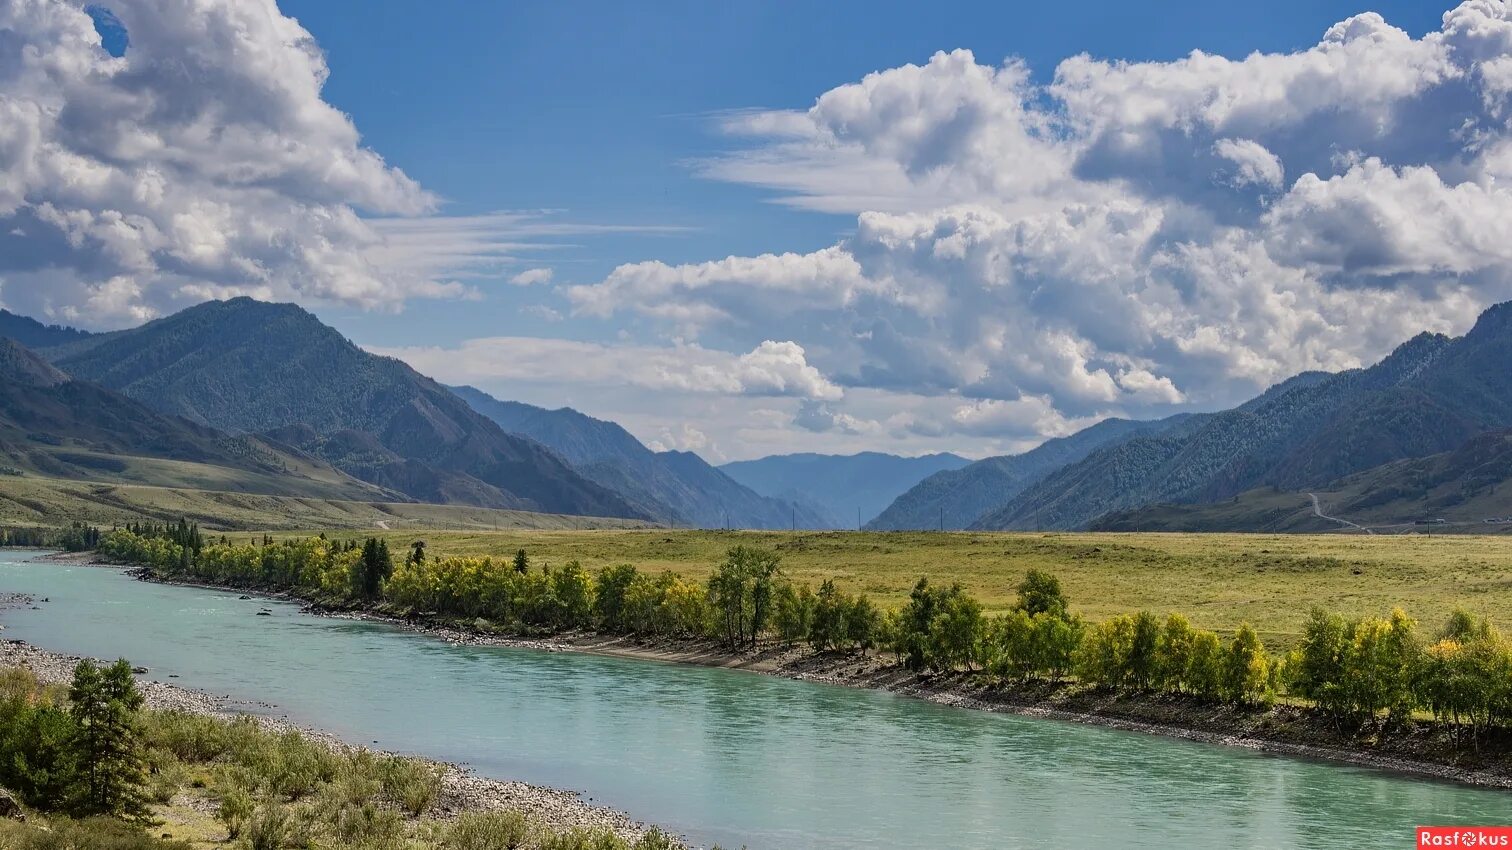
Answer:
[
  {"left": 288, "top": 528, "right": 1512, "bottom": 647},
  {"left": 0, "top": 475, "right": 653, "bottom": 532}
]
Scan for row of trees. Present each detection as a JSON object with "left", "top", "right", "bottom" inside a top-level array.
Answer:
[
  {"left": 0, "top": 522, "right": 102, "bottom": 551},
  {"left": 96, "top": 528, "right": 1512, "bottom": 730},
  {"left": 0, "top": 660, "right": 151, "bottom": 822}
]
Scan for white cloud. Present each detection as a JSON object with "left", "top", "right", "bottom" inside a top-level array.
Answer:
[
  {"left": 369, "top": 336, "right": 842, "bottom": 401},
  {"left": 575, "top": 1, "right": 1512, "bottom": 448},
  {"left": 0, "top": 0, "right": 461, "bottom": 327},
  {"left": 0, "top": 1, "right": 686, "bottom": 329},
  {"left": 509, "top": 268, "right": 554, "bottom": 286},
  {"left": 1212, "top": 138, "right": 1284, "bottom": 190}
]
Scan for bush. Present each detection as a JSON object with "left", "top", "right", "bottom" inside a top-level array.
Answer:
[
  {"left": 442, "top": 811, "right": 534, "bottom": 850},
  {"left": 246, "top": 803, "right": 292, "bottom": 850},
  {"left": 379, "top": 755, "right": 442, "bottom": 816}
]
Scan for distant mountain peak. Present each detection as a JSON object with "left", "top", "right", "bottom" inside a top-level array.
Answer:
[{"left": 0, "top": 338, "right": 69, "bottom": 387}]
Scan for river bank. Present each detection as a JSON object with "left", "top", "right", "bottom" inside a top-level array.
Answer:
[
  {"left": 34, "top": 550, "right": 1512, "bottom": 793},
  {"left": 0, "top": 619, "right": 675, "bottom": 845}
]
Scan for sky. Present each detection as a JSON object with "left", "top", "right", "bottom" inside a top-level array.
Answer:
[{"left": 1, "top": 0, "right": 1508, "bottom": 461}]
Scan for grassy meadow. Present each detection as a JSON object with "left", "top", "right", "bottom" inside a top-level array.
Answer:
[
  {"left": 0, "top": 475, "right": 653, "bottom": 532},
  {"left": 278, "top": 528, "right": 1512, "bottom": 647}
]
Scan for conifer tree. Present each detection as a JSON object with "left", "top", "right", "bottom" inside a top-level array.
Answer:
[{"left": 67, "top": 659, "right": 151, "bottom": 823}]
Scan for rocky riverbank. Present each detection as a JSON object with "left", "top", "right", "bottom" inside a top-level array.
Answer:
[{"left": 0, "top": 637, "right": 675, "bottom": 844}]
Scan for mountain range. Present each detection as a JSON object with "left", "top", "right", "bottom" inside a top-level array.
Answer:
[
  {"left": 968, "top": 311, "right": 1512, "bottom": 531},
  {"left": 866, "top": 416, "right": 1191, "bottom": 530},
  {"left": 37, "top": 299, "right": 646, "bottom": 519},
  {"left": 450, "top": 385, "right": 829, "bottom": 529},
  {"left": 7, "top": 295, "right": 1512, "bottom": 533},
  {"left": 0, "top": 337, "right": 395, "bottom": 502},
  {"left": 719, "top": 452, "right": 969, "bottom": 528}
]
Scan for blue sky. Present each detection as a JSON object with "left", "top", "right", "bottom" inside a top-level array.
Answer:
[
  {"left": 5, "top": 0, "right": 1507, "bottom": 461},
  {"left": 291, "top": 0, "right": 1447, "bottom": 346}
]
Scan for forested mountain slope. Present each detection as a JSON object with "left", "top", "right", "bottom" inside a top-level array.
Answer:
[
  {"left": 975, "top": 302, "right": 1512, "bottom": 530},
  {"left": 0, "top": 309, "right": 92, "bottom": 350},
  {"left": 866, "top": 416, "right": 1192, "bottom": 530},
  {"left": 47, "top": 299, "right": 648, "bottom": 519},
  {"left": 1093, "top": 429, "right": 1512, "bottom": 533},
  {"left": 0, "top": 338, "right": 395, "bottom": 501}
]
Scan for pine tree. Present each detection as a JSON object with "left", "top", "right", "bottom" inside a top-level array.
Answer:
[{"left": 67, "top": 659, "right": 152, "bottom": 823}]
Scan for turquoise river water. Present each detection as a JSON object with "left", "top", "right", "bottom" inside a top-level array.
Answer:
[{"left": 2, "top": 552, "right": 1510, "bottom": 848}]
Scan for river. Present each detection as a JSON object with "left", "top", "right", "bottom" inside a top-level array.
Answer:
[{"left": 2, "top": 552, "right": 1509, "bottom": 849}]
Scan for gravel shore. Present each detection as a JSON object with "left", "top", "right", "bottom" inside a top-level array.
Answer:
[{"left": 0, "top": 635, "right": 674, "bottom": 844}]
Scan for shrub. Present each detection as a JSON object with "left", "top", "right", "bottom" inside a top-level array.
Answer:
[
  {"left": 246, "top": 803, "right": 292, "bottom": 850},
  {"left": 442, "top": 811, "right": 534, "bottom": 850},
  {"left": 379, "top": 756, "right": 442, "bottom": 816},
  {"left": 216, "top": 784, "right": 254, "bottom": 839}
]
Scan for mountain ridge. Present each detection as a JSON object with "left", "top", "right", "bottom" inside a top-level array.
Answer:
[
  {"left": 47, "top": 298, "right": 650, "bottom": 520},
  {"left": 450, "top": 385, "right": 828, "bottom": 529}
]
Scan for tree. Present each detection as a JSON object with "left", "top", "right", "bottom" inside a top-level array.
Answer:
[
  {"left": 1155, "top": 613, "right": 1196, "bottom": 693},
  {"left": 1034, "top": 613, "right": 1083, "bottom": 682},
  {"left": 929, "top": 586, "right": 984, "bottom": 672},
  {"left": 1077, "top": 615, "right": 1136, "bottom": 689},
  {"left": 897, "top": 578, "right": 940, "bottom": 672},
  {"left": 1186, "top": 630, "right": 1224, "bottom": 701},
  {"left": 707, "top": 546, "right": 781, "bottom": 648},
  {"left": 845, "top": 595, "right": 881, "bottom": 654},
  {"left": 1290, "top": 608, "right": 1351, "bottom": 717},
  {"left": 513, "top": 549, "right": 530, "bottom": 575},
  {"left": 0, "top": 676, "right": 78, "bottom": 809},
  {"left": 355, "top": 537, "right": 394, "bottom": 599},
  {"left": 1344, "top": 609, "right": 1419, "bottom": 723},
  {"left": 67, "top": 659, "right": 151, "bottom": 823},
  {"left": 990, "top": 610, "right": 1036, "bottom": 680},
  {"left": 809, "top": 580, "right": 848, "bottom": 651},
  {"left": 551, "top": 561, "right": 595, "bottom": 629},
  {"left": 772, "top": 581, "right": 813, "bottom": 647},
  {"left": 1221, "top": 624, "right": 1269, "bottom": 705},
  {"left": 1015, "top": 570, "right": 1068, "bottom": 619},
  {"left": 1128, "top": 611, "right": 1160, "bottom": 690},
  {"left": 593, "top": 564, "right": 638, "bottom": 632}
]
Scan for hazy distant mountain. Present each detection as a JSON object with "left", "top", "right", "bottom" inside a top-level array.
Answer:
[
  {"left": 0, "top": 309, "right": 93, "bottom": 350},
  {"left": 974, "top": 302, "right": 1512, "bottom": 531},
  {"left": 451, "top": 385, "right": 828, "bottom": 529},
  {"left": 866, "top": 416, "right": 1191, "bottom": 530},
  {"left": 46, "top": 298, "right": 649, "bottom": 519},
  {"left": 719, "top": 452, "right": 970, "bottom": 528},
  {"left": 0, "top": 338, "right": 393, "bottom": 501}
]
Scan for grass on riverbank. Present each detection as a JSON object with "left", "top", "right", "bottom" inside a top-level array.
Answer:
[{"left": 271, "top": 528, "right": 1512, "bottom": 646}]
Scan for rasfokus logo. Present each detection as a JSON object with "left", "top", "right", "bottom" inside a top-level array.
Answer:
[{"left": 1419, "top": 827, "right": 1512, "bottom": 847}]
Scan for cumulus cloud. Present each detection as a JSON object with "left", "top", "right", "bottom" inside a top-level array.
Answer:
[
  {"left": 369, "top": 336, "right": 842, "bottom": 401},
  {"left": 509, "top": 268, "right": 554, "bottom": 286},
  {"left": 0, "top": 0, "right": 448, "bottom": 326},
  {"left": 574, "top": 1, "right": 1512, "bottom": 445}
]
